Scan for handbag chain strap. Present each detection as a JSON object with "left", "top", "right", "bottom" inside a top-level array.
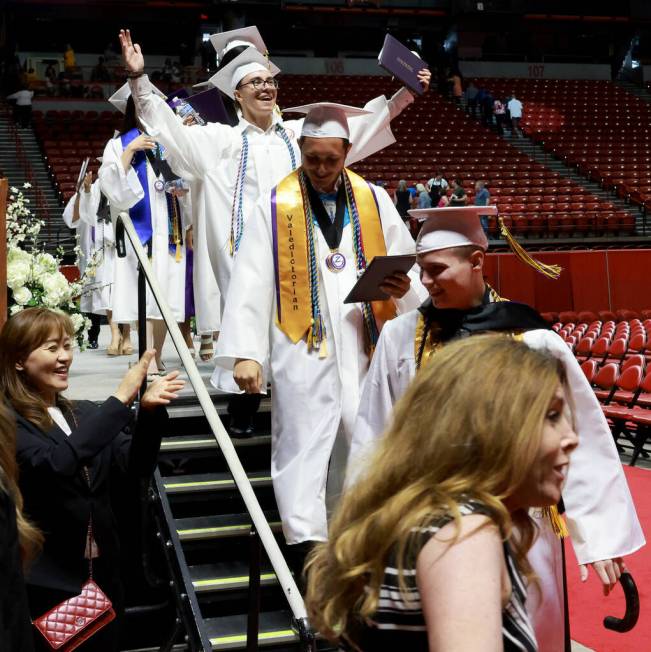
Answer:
[{"left": 68, "top": 406, "right": 94, "bottom": 580}]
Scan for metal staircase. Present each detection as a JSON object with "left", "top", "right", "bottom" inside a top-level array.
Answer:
[
  {"left": 500, "top": 132, "right": 646, "bottom": 234},
  {"left": 151, "top": 395, "right": 303, "bottom": 650},
  {"left": 115, "top": 212, "right": 325, "bottom": 652},
  {"left": 0, "top": 103, "right": 73, "bottom": 254}
]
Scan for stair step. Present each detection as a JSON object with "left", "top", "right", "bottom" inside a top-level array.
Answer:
[
  {"left": 161, "top": 433, "right": 271, "bottom": 453},
  {"left": 163, "top": 470, "right": 272, "bottom": 495},
  {"left": 204, "top": 610, "right": 297, "bottom": 650},
  {"left": 189, "top": 561, "right": 276, "bottom": 593},
  {"left": 174, "top": 512, "right": 282, "bottom": 542}
]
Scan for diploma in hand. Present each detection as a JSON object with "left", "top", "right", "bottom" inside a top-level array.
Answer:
[
  {"left": 378, "top": 34, "right": 428, "bottom": 96},
  {"left": 75, "top": 157, "right": 90, "bottom": 192},
  {"left": 344, "top": 254, "right": 417, "bottom": 304}
]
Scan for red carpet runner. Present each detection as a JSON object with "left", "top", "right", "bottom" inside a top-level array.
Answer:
[{"left": 567, "top": 466, "right": 649, "bottom": 651}]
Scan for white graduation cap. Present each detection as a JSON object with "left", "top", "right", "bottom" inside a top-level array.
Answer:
[
  {"left": 209, "top": 48, "right": 280, "bottom": 100},
  {"left": 283, "top": 102, "right": 372, "bottom": 140},
  {"left": 108, "top": 82, "right": 167, "bottom": 114},
  {"left": 209, "top": 26, "right": 268, "bottom": 63},
  {"left": 411, "top": 206, "right": 497, "bottom": 254}
]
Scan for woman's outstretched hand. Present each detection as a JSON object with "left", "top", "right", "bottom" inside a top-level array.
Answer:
[
  {"left": 119, "top": 29, "right": 145, "bottom": 74},
  {"left": 113, "top": 349, "right": 155, "bottom": 405},
  {"left": 141, "top": 370, "right": 185, "bottom": 410}
]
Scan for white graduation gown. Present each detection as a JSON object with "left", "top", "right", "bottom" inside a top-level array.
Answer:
[
  {"left": 62, "top": 186, "right": 113, "bottom": 315},
  {"left": 128, "top": 74, "right": 414, "bottom": 315},
  {"left": 98, "top": 136, "right": 188, "bottom": 324},
  {"left": 349, "top": 310, "right": 645, "bottom": 651},
  {"left": 214, "top": 183, "right": 428, "bottom": 544},
  {"left": 187, "top": 178, "right": 221, "bottom": 334}
]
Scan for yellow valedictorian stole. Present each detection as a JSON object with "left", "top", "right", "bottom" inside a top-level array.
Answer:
[{"left": 271, "top": 168, "right": 395, "bottom": 354}]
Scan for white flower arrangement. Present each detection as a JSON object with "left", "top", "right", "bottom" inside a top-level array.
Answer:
[{"left": 5, "top": 184, "right": 92, "bottom": 349}]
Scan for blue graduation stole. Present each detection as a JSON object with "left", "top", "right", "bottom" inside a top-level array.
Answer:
[{"left": 120, "top": 128, "right": 153, "bottom": 245}]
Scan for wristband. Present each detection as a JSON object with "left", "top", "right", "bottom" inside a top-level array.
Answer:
[{"left": 126, "top": 69, "right": 145, "bottom": 79}]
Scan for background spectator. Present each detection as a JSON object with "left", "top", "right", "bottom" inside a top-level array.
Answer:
[
  {"left": 465, "top": 81, "right": 478, "bottom": 117},
  {"left": 449, "top": 178, "right": 468, "bottom": 206},
  {"left": 427, "top": 171, "right": 448, "bottom": 206},
  {"left": 90, "top": 56, "right": 111, "bottom": 82},
  {"left": 474, "top": 180, "right": 491, "bottom": 233},
  {"left": 393, "top": 179, "right": 411, "bottom": 221},
  {"left": 447, "top": 69, "right": 463, "bottom": 104},
  {"left": 6, "top": 85, "right": 34, "bottom": 128},
  {"left": 493, "top": 97, "right": 506, "bottom": 135},
  {"left": 508, "top": 93, "right": 523, "bottom": 135},
  {"left": 416, "top": 183, "right": 432, "bottom": 209},
  {"left": 63, "top": 43, "right": 76, "bottom": 71}
]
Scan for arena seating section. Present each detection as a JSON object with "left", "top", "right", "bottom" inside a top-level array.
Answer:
[
  {"left": 34, "top": 74, "right": 640, "bottom": 239},
  {"left": 551, "top": 312, "right": 651, "bottom": 466},
  {"left": 33, "top": 109, "right": 121, "bottom": 200},
  {"left": 473, "top": 78, "right": 651, "bottom": 214}
]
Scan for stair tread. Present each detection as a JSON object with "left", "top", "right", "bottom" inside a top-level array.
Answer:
[
  {"left": 204, "top": 610, "right": 297, "bottom": 649},
  {"left": 160, "top": 433, "right": 271, "bottom": 451},
  {"left": 175, "top": 511, "right": 281, "bottom": 540},
  {"left": 188, "top": 561, "right": 276, "bottom": 591},
  {"left": 163, "top": 470, "right": 272, "bottom": 493}
]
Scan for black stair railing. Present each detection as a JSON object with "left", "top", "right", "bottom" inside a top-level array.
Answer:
[{"left": 116, "top": 212, "right": 316, "bottom": 652}]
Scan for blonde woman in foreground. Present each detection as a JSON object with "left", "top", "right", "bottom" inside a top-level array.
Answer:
[{"left": 306, "top": 335, "right": 578, "bottom": 651}]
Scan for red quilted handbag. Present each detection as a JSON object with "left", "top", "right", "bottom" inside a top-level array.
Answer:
[
  {"left": 33, "top": 578, "right": 115, "bottom": 651},
  {"left": 33, "top": 463, "right": 115, "bottom": 650}
]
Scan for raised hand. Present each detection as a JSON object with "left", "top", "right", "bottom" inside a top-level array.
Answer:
[
  {"left": 417, "top": 68, "right": 431, "bottom": 94},
  {"left": 82, "top": 171, "right": 93, "bottom": 193},
  {"left": 141, "top": 370, "right": 185, "bottom": 409},
  {"left": 128, "top": 134, "right": 156, "bottom": 153},
  {"left": 114, "top": 349, "right": 155, "bottom": 405},
  {"left": 119, "top": 29, "right": 145, "bottom": 74}
]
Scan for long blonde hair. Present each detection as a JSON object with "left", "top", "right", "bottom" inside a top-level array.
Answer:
[
  {"left": 306, "top": 334, "right": 566, "bottom": 644},
  {"left": 0, "top": 307, "right": 75, "bottom": 431},
  {"left": 0, "top": 398, "right": 43, "bottom": 564}
]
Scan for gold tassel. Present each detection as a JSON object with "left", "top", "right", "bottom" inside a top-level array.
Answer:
[
  {"left": 175, "top": 243, "right": 182, "bottom": 262},
  {"left": 499, "top": 217, "right": 562, "bottom": 280},
  {"left": 318, "top": 339, "right": 328, "bottom": 359},
  {"left": 543, "top": 505, "right": 569, "bottom": 538}
]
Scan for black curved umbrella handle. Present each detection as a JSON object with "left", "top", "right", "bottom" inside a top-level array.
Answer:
[{"left": 603, "top": 572, "right": 640, "bottom": 632}]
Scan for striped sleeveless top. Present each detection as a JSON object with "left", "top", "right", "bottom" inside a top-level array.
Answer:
[{"left": 342, "top": 502, "right": 537, "bottom": 651}]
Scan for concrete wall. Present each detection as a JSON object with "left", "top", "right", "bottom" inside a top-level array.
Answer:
[{"left": 460, "top": 61, "right": 611, "bottom": 80}]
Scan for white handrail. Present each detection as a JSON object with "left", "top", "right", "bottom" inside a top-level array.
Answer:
[{"left": 116, "top": 212, "right": 308, "bottom": 620}]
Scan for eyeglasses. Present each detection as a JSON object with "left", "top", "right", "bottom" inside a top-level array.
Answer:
[{"left": 238, "top": 78, "right": 279, "bottom": 91}]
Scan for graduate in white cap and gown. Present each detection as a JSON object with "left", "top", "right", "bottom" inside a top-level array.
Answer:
[
  {"left": 119, "top": 25, "right": 429, "bottom": 429},
  {"left": 63, "top": 166, "right": 119, "bottom": 350},
  {"left": 348, "top": 206, "right": 645, "bottom": 651},
  {"left": 213, "top": 103, "right": 428, "bottom": 569},
  {"left": 98, "top": 82, "right": 190, "bottom": 372}
]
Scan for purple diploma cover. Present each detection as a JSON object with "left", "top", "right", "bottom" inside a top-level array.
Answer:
[
  {"left": 186, "top": 87, "right": 230, "bottom": 125},
  {"left": 378, "top": 34, "right": 428, "bottom": 96}
]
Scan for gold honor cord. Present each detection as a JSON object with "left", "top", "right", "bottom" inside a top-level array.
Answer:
[
  {"left": 272, "top": 168, "right": 392, "bottom": 347},
  {"left": 498, "top": 217, "right": 562, "bottom": 280}
]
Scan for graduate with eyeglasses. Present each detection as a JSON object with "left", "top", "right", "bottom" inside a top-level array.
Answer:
[
  {"left": 213, "top": 104, "right": 427, "bottom": 571},
  {"left": 120, "top": 26, "right": 430, "bottom": 434}
]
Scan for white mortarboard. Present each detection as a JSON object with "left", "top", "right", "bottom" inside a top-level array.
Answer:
[
  {"left": 209, "top": 26, "right": 268, "bottom": 63},
  {"left": 209, "top": 48, "right": 280, "bottom": 100},
  {"left": 411, "top": 206, "right": 497, "bottom": 254},
  {"left": 108, "top": 82, "right": 166, "bottom": 114},
  {"left": 283, "top": 102, "right": 372, "bottom": 140}
]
